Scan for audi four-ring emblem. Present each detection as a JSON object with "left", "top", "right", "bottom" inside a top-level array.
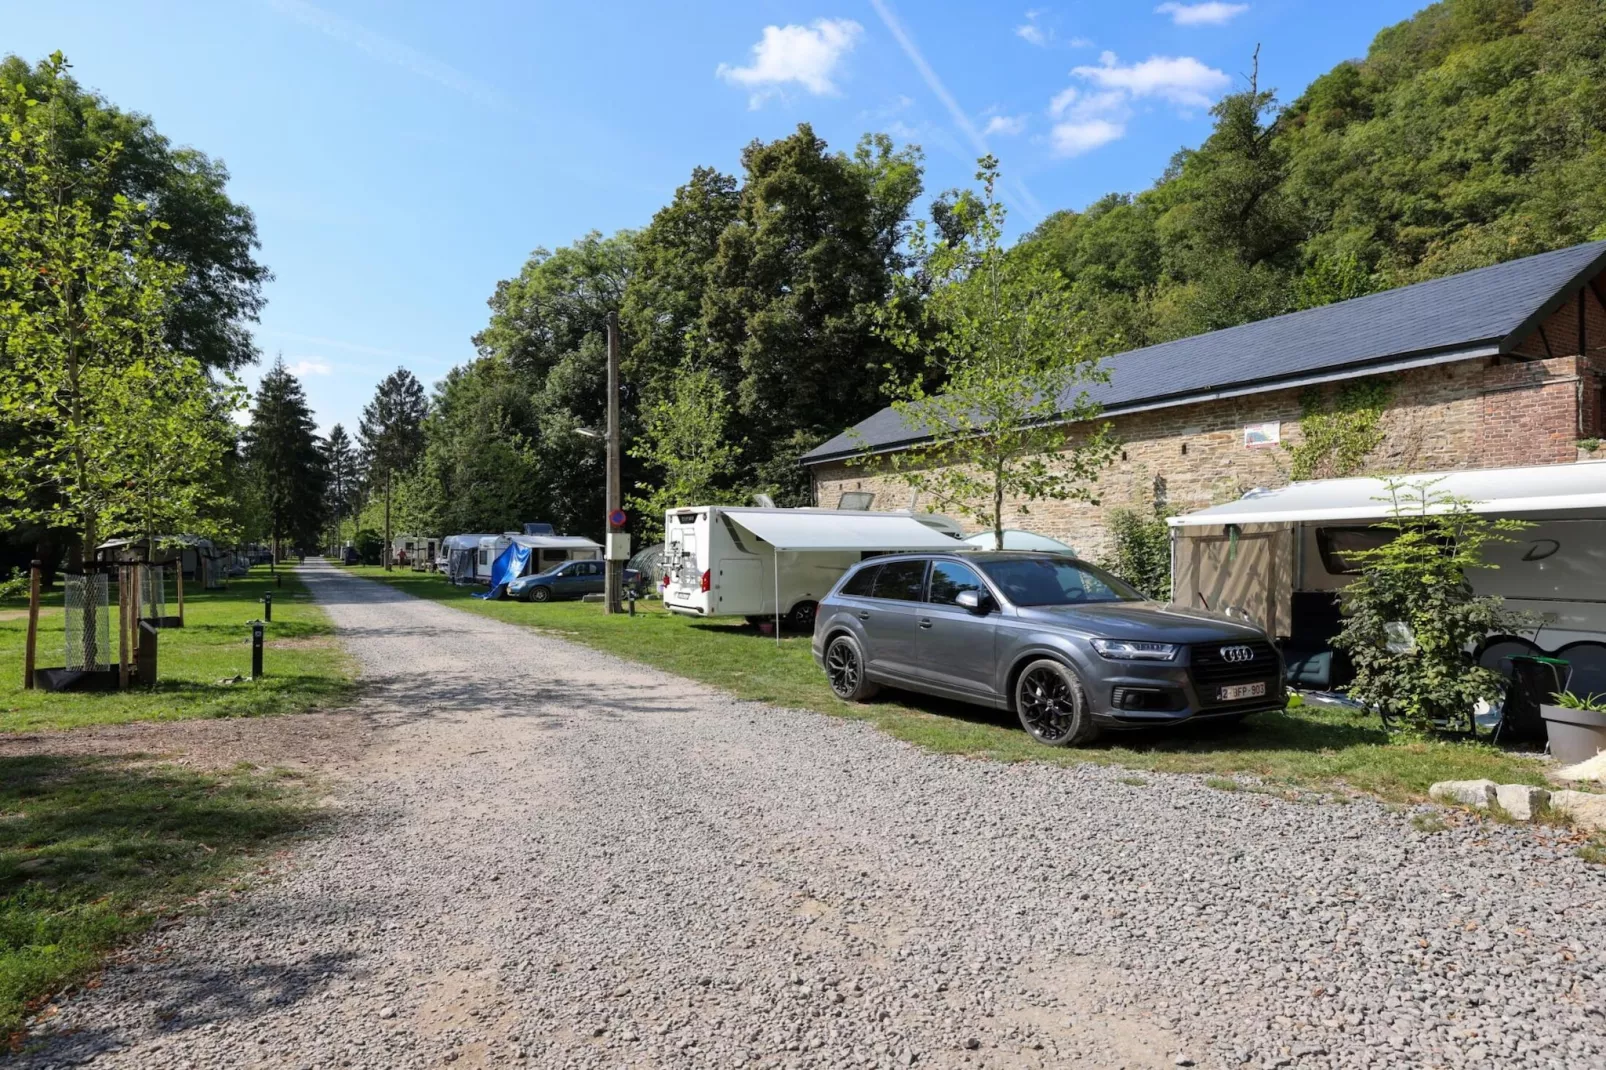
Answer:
[{"left": 1220, "top": 644, "right": 1255, "bottom": 663}]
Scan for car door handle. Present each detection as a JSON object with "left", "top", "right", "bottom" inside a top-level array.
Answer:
[{"left": 918, "top": 618, "right": 932, "bottom": 629}]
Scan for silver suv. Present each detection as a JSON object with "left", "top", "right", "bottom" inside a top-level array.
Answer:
[{"left": 812, "top": 551, "right": 1284, "bottom": 745}]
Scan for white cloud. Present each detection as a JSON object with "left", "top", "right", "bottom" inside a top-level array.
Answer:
[
  {"left": 267, "top": 0, "right": 506, "bottom": 109},
  {"left": 1050, "top": 119, "right": 1125, "bottom": 156},
  {"left": 716, "top": 18, "right": 863, "bottom": 107},
  {"left": 1070, "top": 52, "right": 1230, "bottom": 109},
  {"left": 984, "top": 114, "right": 1027, "bottom": 136},
  {"left": 1043, "top": 51, "right": 1225, "bottom": 157},
  {"left": 286, "top": 359, "right": 332, "bottom": 377},
  {"left": 1155, "top": 2, "right": 1249, "bottom": 26},
  {"left": 1016, "top": 23, "right": 1047, "bottom": 46}
]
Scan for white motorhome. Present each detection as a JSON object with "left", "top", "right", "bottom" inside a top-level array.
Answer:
[
  {"left": 1168, "top": 462, "right": 1606, "bottom": 694},
  {"left": 391, "top": 534, "right": 439, "bottom": 570},
  {"left": 474, "top": 532, "right": 603, "bottom": 584},
  {"left": 443, "top": 533, "right": 497, "bottom": 584},
  {"left": 662, "top": 506, "right": 964, "bottom": 630}
]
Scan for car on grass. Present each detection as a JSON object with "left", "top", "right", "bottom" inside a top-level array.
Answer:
[
  {"left": 507, "top": 560, "right": 643, "bottom": 603},
  {"left": 812, "top": 551, "right": 1285, "bottom": 745}
]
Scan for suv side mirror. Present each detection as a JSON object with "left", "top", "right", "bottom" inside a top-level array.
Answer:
[{"left": 955, "top": 589, "right": 992, "bottom": 614}]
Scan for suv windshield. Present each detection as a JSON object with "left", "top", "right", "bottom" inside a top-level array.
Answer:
[{"left": 977, "top": 556, "right": 1144, "bottom": 606}]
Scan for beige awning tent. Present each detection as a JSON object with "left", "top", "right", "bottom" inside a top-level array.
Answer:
[{"left": 1168, "top": 523, "right": 1294, "bottom": 639}]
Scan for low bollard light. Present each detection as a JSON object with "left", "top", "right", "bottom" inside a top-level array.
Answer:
[
  {"left": 249, "top": 619, "right": 264, "bottom": 679},
  {"left": 261, "top": 591, "right": 273, "bottom": 621}
]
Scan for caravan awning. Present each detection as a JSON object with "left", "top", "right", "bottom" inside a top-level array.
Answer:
[
  {"left": 1170, "top": 462, "right": 1606, "bottom": 528},
  {"left": 725, "top": 510, "right": 963, "bottom": 552}
]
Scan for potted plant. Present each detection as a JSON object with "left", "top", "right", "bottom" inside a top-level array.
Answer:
[{"left": 1542, "top": 691, "right": 1606, "bottom": 766}]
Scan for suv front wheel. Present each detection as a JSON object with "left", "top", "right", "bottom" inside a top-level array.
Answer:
[{"left": 1014, "top": 658, "right": 1099, "bottom": 746}]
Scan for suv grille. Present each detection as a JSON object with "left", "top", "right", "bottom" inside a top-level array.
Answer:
[{"left": 1189, "top": 640, "right": 1280, "bottom": 685}]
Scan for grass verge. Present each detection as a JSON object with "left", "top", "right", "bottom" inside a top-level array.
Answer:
[
  {"left": 0, "top": 755, "right": 316, "bottom": 1044},
  {"left": 339, "top": 565, "right": 1549, "bottom": 801},
  {"left": 1, "top": 567, "right": 355, "bottom": 733}
]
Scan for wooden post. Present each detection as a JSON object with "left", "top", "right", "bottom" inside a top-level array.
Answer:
[
  {"left": 23, "top": 560, "right": 40, "bottom": 689},
  {"left": 117, "top": 566, "right": 130, "bottom": 689},
  {"left": 604, "top": 310, "right": 623, "bottom": 614},
  {"left": 176, "top": 559, "right": 185, "bottom": 625}
]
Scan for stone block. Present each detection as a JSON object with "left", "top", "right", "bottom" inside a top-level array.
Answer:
[
  {"left": 1550, "top": 790, "right": 1606, "bottom": 833},
  {"left": 1494, "top": 783, "right": 1550, "bottom": 821},
  {"left": 1428, "top": 779, "right": 1497, "bottom": 808}
]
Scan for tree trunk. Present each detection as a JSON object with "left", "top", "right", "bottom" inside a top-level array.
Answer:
[
  {"left": 993, "top": 469, "right": 1004, "bottom": 552},
  {"left": 383, "top": 469, "right": 392, "bottom": 572}
]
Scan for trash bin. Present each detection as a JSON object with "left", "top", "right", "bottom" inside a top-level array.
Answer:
[{"left": 1500, "top": 655, "right": 1571, "bottom": 745}]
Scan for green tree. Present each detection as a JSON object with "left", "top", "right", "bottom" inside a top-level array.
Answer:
[
  {"left": 0, "top": 53, "right": 237, "bottom": 565},
  {"left": 866, "top": 157, "right": 1117, "bottom": 549},
  {"left": 324, "top": 423, "right": 358, "bottom": 550},
  {"left": 1333, "top": 480, "right": 1532, "bottom": 735},
  {"left": 413, "top": 358, "right": 545, "bottom": 536},
  {"left": 0, "top": 52, "right": 269, "bottom": 372},
  {"left": 628, "top": 367, "right": 741, "bottom": 539},
  {"left": 359, "top": 368, "right": 427, "bottom": 569},
  {"left": 243, "top": 358, "right": 328, "bottom": 560},
  {"left": 698, "top": 126, "right": 925, "bottom": 502}
]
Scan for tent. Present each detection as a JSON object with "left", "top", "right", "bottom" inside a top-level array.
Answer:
[
  {"left": 959, "top": 529, "right": 1076, "bottom": 553},
  {"left": 720, "top": 509, "right": 962, "bottom": 642},
  {"left": 443, "top": 533, "right": 497, "bottom": 585},
  {"left": 474, "top": 541, "right": 532, "bottom": 600},
  {"left": 1166, "top": 461, "right": 1606, "bottom": 645}
]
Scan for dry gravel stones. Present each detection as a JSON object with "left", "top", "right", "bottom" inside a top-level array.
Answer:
[{"left": 16, "top": 560, "right": 1606, "bottom": 1069}]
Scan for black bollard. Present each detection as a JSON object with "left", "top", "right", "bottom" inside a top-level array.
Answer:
[
  {"left": 276, "top": 571, "right": 283, "bottom": 588},
  {"left": 627, "top": 586, "right": 636, "bottom": 617},
  {"left": 262, "top": 591, "right": 273, "bottom": 622},
  {"left": 250, "top": 620, "right": 264, "bottom": 679}
]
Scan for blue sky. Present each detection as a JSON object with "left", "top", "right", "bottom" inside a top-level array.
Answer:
[{"left": 7, "top": 0, "right": 1425, "bottom": 436}]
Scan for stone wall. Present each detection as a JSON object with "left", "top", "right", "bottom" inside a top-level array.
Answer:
[{"left": 809, "top": 296, "right": 1605, "bottom": 563}]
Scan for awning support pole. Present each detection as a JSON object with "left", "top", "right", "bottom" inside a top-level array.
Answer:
[{"left": 774, "top": 545, "right": 781, "bottom": 646}]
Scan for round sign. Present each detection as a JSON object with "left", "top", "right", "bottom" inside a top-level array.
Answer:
[{"left": 608, "top": 509, "right": 628, "bottom": 528}]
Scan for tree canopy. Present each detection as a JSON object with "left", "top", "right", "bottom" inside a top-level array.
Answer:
[{"left": 242, "top": 358, "right": 328, "bottom": 555}]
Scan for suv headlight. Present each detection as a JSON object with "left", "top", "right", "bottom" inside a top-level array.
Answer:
[{"left": 1090, "top": 638, "right": 1178, "bottom": 661}]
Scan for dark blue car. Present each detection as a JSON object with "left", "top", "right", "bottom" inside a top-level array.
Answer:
[{"left": 506, "top": 560, "right": 642, "bottom": 603}]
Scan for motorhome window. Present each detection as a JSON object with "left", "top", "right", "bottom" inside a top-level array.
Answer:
[
  {"left": 720, "top": 515, "right": 757, "bottom": 554},
  {"left": 1316, "top": 527, "right": 1397, "bottom": 575},
  {"left": 871, "top": 560, "right": 928, "bottom": 602},
  {"left": 837, "top": 491, "right": 875, "bottom": 510},
  {"left": 479, "top": 550, "right": 489, "bottom": 566},
  {"left": 928, "top": 562, "right": 985, "bottom": 606},
  {"left": 840, "top": 565, "right": 880, "bottom": 597}
]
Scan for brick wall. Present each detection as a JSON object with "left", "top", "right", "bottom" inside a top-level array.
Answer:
[{"left": 810, "top": 293, "right": 1603, "bottom": 563}]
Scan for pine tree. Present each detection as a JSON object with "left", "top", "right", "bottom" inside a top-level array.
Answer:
[
  {"left": 242, "top": 357, "right": 328, "bottom": 562},
  {"left": 358, "top": 368, "right": 427, "bottom": 570},
  {"left": 324, "top": 423, "right": 357, "bottom": 551}
]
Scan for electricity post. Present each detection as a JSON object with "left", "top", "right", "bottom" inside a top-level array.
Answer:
[{"left": 604, "top": 311, "right": 625, "bottom": 614}]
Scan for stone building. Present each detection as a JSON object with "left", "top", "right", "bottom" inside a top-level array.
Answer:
[{"left": 804, "top": 240, "right": 1606, "bottom": 562}]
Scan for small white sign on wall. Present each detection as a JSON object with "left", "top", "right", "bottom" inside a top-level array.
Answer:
[{"left": 1244, "top": 421, "right": 1281, "bottom": 448}]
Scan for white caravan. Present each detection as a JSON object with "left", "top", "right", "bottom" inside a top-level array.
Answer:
[
  {"left": 662, "top": 506, "right": 964, "bottom": 630},
  {"left": 474, "top": 532, "right": 603, "bottom": 584},
  {"left": 1168, "top": 461, "right": 1606, "bottom": 694}
]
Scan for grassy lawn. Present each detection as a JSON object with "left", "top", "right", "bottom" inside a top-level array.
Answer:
[
  {"left": 0, "top": 755, "right": 316, "bottom": 1045},
  {"left": 340, "top": 565, "right": 1549, "bottom": 801},
  {"left": 1, "top": 567, "right": 355, "bottom": 733}
]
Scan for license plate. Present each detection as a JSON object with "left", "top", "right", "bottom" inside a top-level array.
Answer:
[{"left": 1219, "top": 682, "right": 1267, "bottom": 702}]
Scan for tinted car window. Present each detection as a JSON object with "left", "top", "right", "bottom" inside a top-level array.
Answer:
[
  {"left": 928, "top": 561, "right": 985, "bottom": 606},
  {"left": 840, "top": 564, "right": 880, "bottom": 597},
  {"left": 978, "top": 557, "right": 1143, "bottom": 606},
  {"left": 871, "top": 560, "right": 927, "bottom": 602}
]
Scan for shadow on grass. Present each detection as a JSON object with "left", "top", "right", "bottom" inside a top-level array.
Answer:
[{"left": 0, "top": 755, "right": 315, "bottom": 1040}]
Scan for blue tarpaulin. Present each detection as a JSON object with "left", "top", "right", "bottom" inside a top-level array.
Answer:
[{"left": 474, "top": 542, "right": 531, "bottom": 599}]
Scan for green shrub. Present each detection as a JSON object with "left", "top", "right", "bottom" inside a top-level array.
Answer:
[
  {"left": 1107, "top": 497, "right": 1172, "bottom": 600},
  {"left": 353, "top": 527, "right": 385, "bottom": 566}
]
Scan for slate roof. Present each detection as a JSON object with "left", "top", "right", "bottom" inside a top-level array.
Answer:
[{"left": 803, "top": 239, "right": 1606, "bottom": 465}]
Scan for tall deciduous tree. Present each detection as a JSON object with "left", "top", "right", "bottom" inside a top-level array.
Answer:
[
  {"left": 0, "top": 52, "right": 269, "bottom": 372},
  {"left": 242, "top": 358, "right": 328, "bottom": 560},
  {"left": 866, "top": 156, "right": 1116, "bottom": 549},
  {"left": 628, "top": 367, "right": 741, "bottom": 539},
  {"left": 359, "top": 368, "right": 427, "bottom": 569},
  {"left": 0, "top": 52, "right": 238, "bottom": 564}
]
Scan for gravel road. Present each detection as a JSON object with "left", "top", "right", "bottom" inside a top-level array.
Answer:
[{"left": 20, "top": 560, "right": 1606, "bottom": 1069}]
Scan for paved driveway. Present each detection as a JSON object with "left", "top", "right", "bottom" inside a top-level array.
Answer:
[{"left": 20, "top": 560, "right": 1606, "bottom": 1069}]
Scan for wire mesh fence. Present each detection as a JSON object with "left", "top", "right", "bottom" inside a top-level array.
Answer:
[
  {"left": 63, "top": 571, "right": 111, "bottom": 672},
  {"left": 136, "top": 563, "right": 167, "bottom": 621}
]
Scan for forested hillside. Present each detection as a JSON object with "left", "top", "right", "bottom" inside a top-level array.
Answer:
[
  {"left": 1024, "top": 0, "right": 1606, "bottom": 350},
  {"left": 395, "top": 0, "right": 1606, "bottom": 540}
]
